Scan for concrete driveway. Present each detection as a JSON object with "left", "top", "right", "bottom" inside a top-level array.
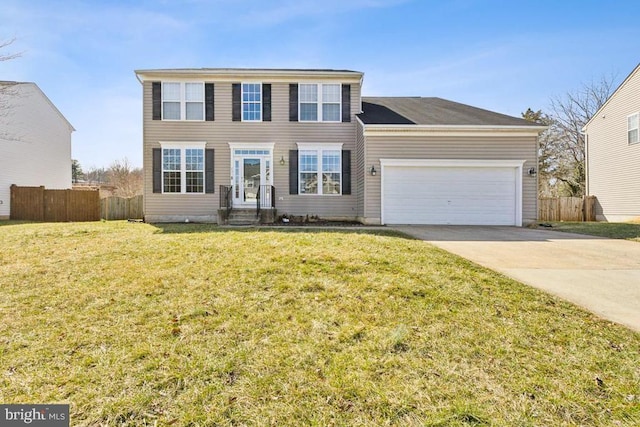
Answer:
[{"left": 393, "top": 226, "right": 640, "bottom": 332}]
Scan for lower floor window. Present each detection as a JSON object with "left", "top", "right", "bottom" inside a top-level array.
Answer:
[
  {"left": 299, "top": 148, "right": 341, "bottom": 195},
  {"left": 162, "top": 147, "right": 204, "bottom": 193}
]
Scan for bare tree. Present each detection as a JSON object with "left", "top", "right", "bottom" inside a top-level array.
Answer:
[
  {"left": 0, "top": 37, "right": 21, "bottom": 62},
  {"left": 548, "top": 76, "right": 615, "bottom": 196},
  {"left": 0, "top": 38, "right": 23, "bottom": 140},
  {"left": 107, "top": 158, "right": 143, "bottom": 198},
  {"left": 525, "top": 77, "right": 616, "bottom": 197}
]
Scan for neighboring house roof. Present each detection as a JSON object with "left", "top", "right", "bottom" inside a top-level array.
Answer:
[
  {"left": 358, "top": 97, "right": 539, "bottom": 127},
  {"left": 0, "top": 81, "right": 75, "bottom": 131},
  {"left": 583, "top": 62, "right": 640, "bottom": 131}
]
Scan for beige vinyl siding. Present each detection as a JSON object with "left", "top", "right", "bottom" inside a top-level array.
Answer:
[
  {"left": 355, "top": 120, "right": 366, "bottom": 219},
  {"left": 585, "top": 68, "right": 640, "bottom": 220},
  {"left": 143, "top": 80, "right": 361, "bottom": 221},
  {"left": 362, "top": 134, "right": 538, "bottom": 224}
]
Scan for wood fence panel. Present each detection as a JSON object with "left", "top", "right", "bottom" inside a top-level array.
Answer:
[
  {"left": 100, "top": 195, "right": 143, "bottom": 220},
  {"left": 584, "top": 196, "right": 596, "bottom": 222},
  {"left": 129, "top": 195, "right": 144, "bottom": 219},
  {"left": 44, "top": 190, "right": 68, "bottom": 222},
  {"left": 10, "top": 185, "right": 45, "bottom": 221},
  {"left": 538, "top": 196, "right": 598, "bottom": 222},
  {"left": 68, "top": 190, "right": 100, "bottom": 221},
  {"left": 10, "top": 185, "right": 100, "bottom": 222}
]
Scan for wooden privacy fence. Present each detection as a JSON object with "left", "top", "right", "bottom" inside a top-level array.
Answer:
[
  {"left": 100, "top": 195, "right": 144, "bottom": 220},
  {"left": 538, "top": 196, "right": 596, "bottom": 222},
  {"left": 11, "top": 185, "right": 100, "bottom": 222}
]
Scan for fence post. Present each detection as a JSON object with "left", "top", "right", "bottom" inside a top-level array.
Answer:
[
  {"left": 66, "top": 189, "right": 71, "bottom": 222},
  {"left": 39, "top": 186, "right": 46, "bottom": 221}
]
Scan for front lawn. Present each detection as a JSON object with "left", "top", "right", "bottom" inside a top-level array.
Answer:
[
  {"left": 545, "top": 221, "right": 640, "bottom": 242},
  {"left": 1, "top": 221, "right": 638, "bottom": 426}
]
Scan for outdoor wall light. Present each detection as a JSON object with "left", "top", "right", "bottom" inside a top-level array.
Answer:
[
  {"left": 280, "top": 156, "right": 286, "bottom": 166},
  {"left": 370, "top": 165, "right": 377, "bottom": 176},
  {"left": 528, "top": 167, "right": 537, "bottom": 176}
]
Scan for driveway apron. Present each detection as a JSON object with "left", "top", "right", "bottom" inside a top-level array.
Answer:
[{"left": 393, "top": 226, "right": 640, "bottom": 332}]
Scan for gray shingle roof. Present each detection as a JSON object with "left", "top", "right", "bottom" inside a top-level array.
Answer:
[{"left": 359, "top": 97, "right": 538, "bottom": 126}]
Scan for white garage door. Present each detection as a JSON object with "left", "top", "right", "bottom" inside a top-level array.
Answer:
[{"left": 382, "top": 160, "right": 523, "bottom": 226}]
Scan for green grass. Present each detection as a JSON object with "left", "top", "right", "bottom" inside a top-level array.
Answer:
[
  {"left": 1, "top": 221, "right": 639, "bottom": 426},
  {"left": 545, "top": 221, "right": 640, "bottom": 242}
]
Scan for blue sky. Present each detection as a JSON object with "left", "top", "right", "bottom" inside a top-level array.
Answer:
[{"left": 2, "top": 0, "right": 639, "bottom": 169}]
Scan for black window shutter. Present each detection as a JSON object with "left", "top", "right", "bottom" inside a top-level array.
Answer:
[
  {"left": 341, "top": 84, "right": 351, "bottom": 123},
  {"left": 341, "top": 150, "right": 351, "bottom": 195},
  {"left": 205, "top": 149, "right": 215, "bottom": 193},
  {"left": 289, "top": 84, "right": 298, "bottom": 122},
  {"left": 262, "top": 84, "right": 271, "bottom": 122},
  {"left": 232, "top": 83, "right": 241, "bottom": 121},
  {"left": 152, "top": 82, "right": 161, "bottom": 120},
  {"left": 205, "top": 83, "right": 215, "bottom": 121},
  {"left": 152, "top": 148, "right": 162, "bottom": 193},
  {"left": 289, "top": 150, "right": 298, "bottom": 194}
]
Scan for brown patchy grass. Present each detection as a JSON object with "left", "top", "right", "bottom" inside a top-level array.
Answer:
[
  {"left": 0, "top": 221, "right": 639, "bottom": 426},
  {"left": 546, "top": 221, "right": 640, "bottom": 242}
]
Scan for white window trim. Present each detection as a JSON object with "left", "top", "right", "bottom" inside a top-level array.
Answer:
[
  {"left": 296, "top": 143, "right": 343, "bottom": 195},
  {"left": 298, "top": 83, "right": 342, "bottom": 123},
  {"left": 159, "top": 141, "right": 207, "bottom": 194},
  {"left": 161, "top": 82, "right": 205, "bottom": 122},
  {"left": 628, "top": 112, "right": 639, "bottom": 145},
  {"left": 241, "top": 82, "right": 263, "bottom": 122}
]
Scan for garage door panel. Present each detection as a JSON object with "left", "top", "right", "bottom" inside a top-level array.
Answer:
[{"left": 383, "top": 165, "right": 518, "bottom": 225}]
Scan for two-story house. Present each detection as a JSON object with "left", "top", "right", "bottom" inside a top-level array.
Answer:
[
  {"left": 584, "top": 63, "right": 640, "bottom": 221},
  {"left": 135, "top": 68, "right": 544, "bottom": 226},
  {"left": 0, "top": 81, "right": 74, "bottom": 219}
]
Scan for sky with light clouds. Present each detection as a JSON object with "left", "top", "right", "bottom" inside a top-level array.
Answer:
[{"left": 2, "top": 0, "right": 639, "bottom": 169}]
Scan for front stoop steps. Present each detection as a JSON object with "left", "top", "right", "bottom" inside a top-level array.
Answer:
[{"left": 227, "top": 209, "right": 260, "bottom": 226}]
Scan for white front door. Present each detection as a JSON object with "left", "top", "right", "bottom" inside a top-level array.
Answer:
[{"left": 231, "top": 148, "right": 272, "bottom": 207}]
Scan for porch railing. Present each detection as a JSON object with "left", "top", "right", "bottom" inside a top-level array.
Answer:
[
  {"left": 256, "top": 185, "right": 275, "bottom": 217},
  {"left": 220, "top": 185, "right": 233, "bottom": 212}
]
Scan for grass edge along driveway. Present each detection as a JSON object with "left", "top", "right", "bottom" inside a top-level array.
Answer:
[
  {"left": 542, "top": 221, "right": 640, "bottom": 242},
  {"left": 0, "top": 221, "right": 638, "bottom": 426}
]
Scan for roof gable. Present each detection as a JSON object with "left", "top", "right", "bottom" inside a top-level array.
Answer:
[
  {"left": 0, "top": 81, "right": 75, "bottom": 131},
  {"left": 583, "top": 63, "right": 640, "bottom": 131}
]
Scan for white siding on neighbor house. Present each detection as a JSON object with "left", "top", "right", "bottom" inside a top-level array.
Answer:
[
  {"left": 585, "top": 66, "right": 640, "bottom": 221},
  {"left": 142, "top": 79, "right": 362, "bottom": 221},
  {"left": 0, "top": 83, "right": 73, "bottom": 218},
  {"left": 361, "top": 133, "right": 538, "bottom": 224}
]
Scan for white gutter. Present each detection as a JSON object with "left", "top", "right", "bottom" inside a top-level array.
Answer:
[{"left": 135, "top": 68, "right": 364, "bottom": 82}]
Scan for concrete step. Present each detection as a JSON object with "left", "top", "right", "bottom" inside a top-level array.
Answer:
[{"left": 227, "top": 209, "right": 260, "bottom": 225}]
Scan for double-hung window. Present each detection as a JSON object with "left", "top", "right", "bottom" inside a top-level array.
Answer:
[
  {"left": 161, "top": 143, "right": 205, "bottom": 193},
  {"left": 628, "top": 113, "right": 639, "bottom": 144},
  {"left": 242, "top": 83, "right": 262, "bottom": 121},
  {"left": 298, "top": 144, "right": 342, "bottom": 195},
  {"left": 299, "top": 84, "right": 341, "bottom": 122},
  {"left": 162, "top": 82, "right": 204, "bottom": 120}
]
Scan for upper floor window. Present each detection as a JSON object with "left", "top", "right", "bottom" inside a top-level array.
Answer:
[
  {"left": 628, "top": 113, "right": 639, "bottom": 144},
  {"left": 162, "top": 82, "right": 204, "bottom": 121},
  {"left": 299, "top": 83, "right": 341, "bottom": 122},
  {"left": 161, "top": 145, "right": 205, "bottom": 193},
  {"left": 242, "top": 83, "right": 262, "bottom": 121}
]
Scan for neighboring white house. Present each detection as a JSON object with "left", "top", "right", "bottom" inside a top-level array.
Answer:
[
  {"left": 0, "top": 82, "right": 74, "bottom": 219},
  {"left": 584, "top": 63, "right": 640, "bottom": 221}
]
